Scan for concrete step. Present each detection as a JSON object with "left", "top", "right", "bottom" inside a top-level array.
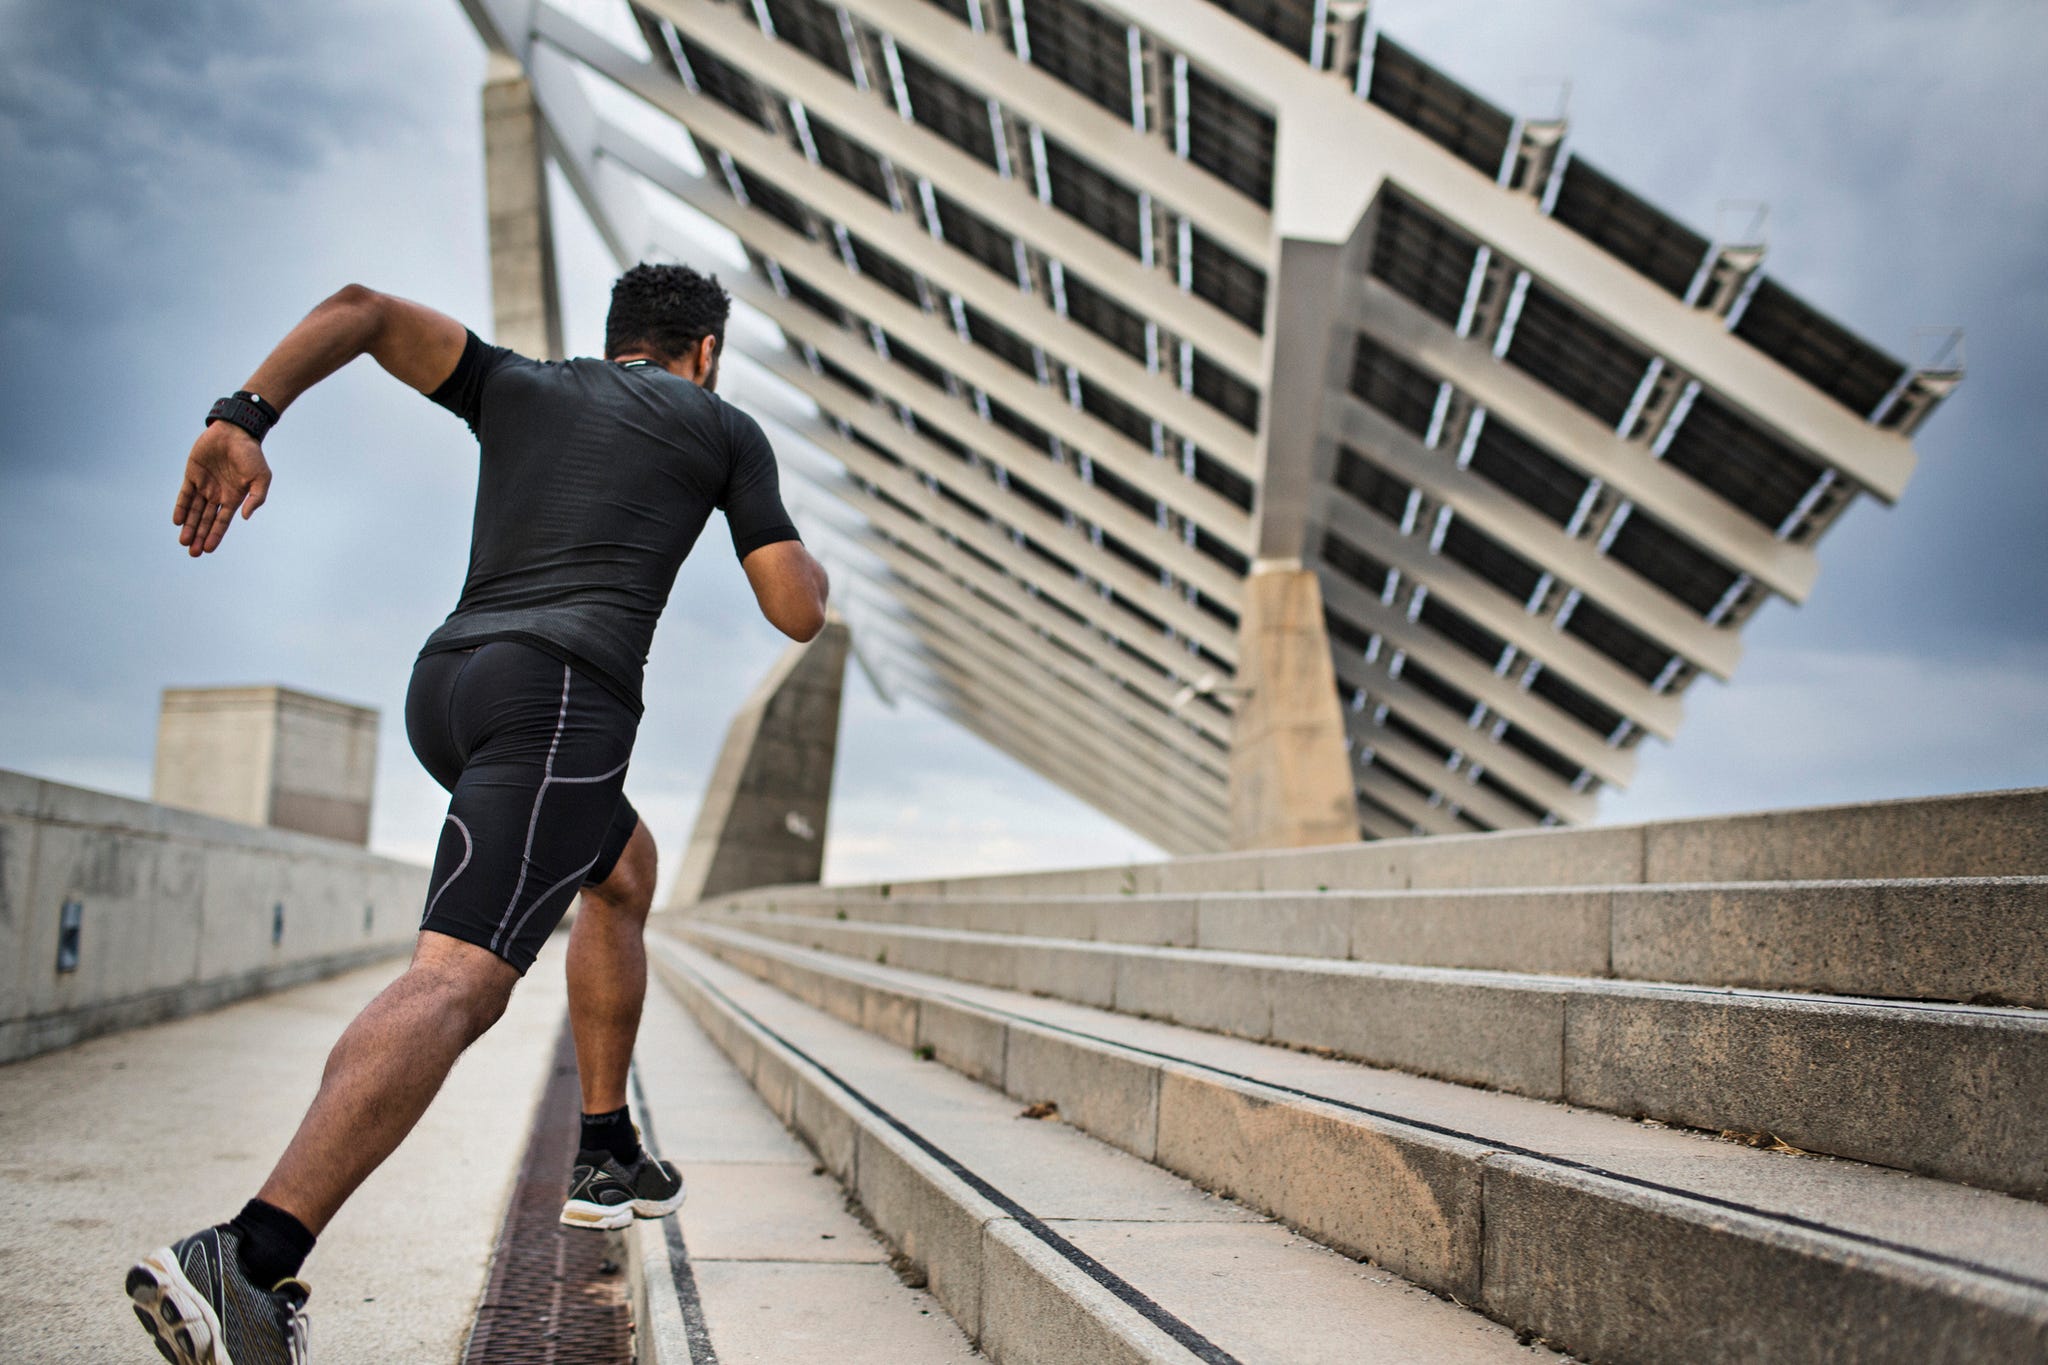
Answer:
[
  {"left": 645, "top": 936, "right": 1566, "bottom": 1365},
  {"left": 705, "top": 875, "right": 2048, "bottom": 1008},
  {"left": 710, "top": 913, "right": 2048, "bottom": 1201},
  {"left": 624, "top": 952, "right": 981, "bottom": 1364},
  {"left": 744, "top": 787, "right": 2044, "bottom": 902},
  {"left": 671, "top": 921, "right": 2048, "bottom": 1365}
]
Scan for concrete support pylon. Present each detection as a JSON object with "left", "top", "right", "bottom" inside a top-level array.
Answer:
[
  {"left": 1227, "top": 561, "right": 1360, "bottom": 850},
  {"left": 482, "top": 55, "right": 564, "bottom": 361},
  {"left": 669, "top": 620, "right": 852, "bottom": 907}
]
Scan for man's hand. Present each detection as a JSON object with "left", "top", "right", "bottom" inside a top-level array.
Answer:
[{"left": 174, "top": 422, "right": 272, "bottom": 557}]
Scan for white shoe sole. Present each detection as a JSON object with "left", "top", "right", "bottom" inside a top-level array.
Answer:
[
  {"left": 560, "top": 1185, "right": 686, "bottom": 1230},
  {"left": 128, "top": 1247, "right": 231, "bottom": 1365}
]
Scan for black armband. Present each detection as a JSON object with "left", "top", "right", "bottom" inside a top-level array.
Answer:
[{"left": 205, "top": 390, "right": 280, "bottom": 443}]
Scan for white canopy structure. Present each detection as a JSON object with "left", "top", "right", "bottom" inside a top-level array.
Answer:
[{"left": 457, "top": 0, "right": 1958, "bottom": 854}]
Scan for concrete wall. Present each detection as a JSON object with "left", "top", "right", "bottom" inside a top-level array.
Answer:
[{"left": 1, "top": 768, "right": 426, "bottom": 1064}]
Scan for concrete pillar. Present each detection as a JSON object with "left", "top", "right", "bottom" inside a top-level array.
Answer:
[
  {"left": 1227, "top": 562, "right": 1359, "bottom": 851},
  {"left": 483, "top": 55, "right": 564, "bottom": 361},
  {"left": 669, "top": 621, "right": 852, "bottom": 906},
  {"left": 152, "top": 687, "right": 379, "bottom": 845}
]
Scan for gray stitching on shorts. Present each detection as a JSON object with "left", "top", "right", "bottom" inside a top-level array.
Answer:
[
  {"left": 490, "top": 665, "right": 573, "bottom": 954},
  {"left": 500, "top": 852, "right": 602, "bottom": 957},
  {"left": 422, "top": 815, "right": 473, "bottom": 926}
]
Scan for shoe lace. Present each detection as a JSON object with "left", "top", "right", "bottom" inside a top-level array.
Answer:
[{"left": 272, "top": 1279, "right": 312, "bottom": 1365}]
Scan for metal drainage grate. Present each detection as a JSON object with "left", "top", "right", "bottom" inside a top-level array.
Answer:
[{"left": 463, "top": 1021, "right": 634, "bottom": 1364}]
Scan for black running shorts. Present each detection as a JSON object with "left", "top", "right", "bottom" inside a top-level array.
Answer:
[{"left": 405, "top": 641, "right": 642, "bottom": 973}]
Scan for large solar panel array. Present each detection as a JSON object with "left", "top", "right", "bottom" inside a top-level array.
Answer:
[{"left": 483, "top": 0, "right": 1941, "bottom": 849}]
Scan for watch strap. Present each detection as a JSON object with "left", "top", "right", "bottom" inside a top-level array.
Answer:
[{"left": 206, "top": 390, "right": 279, "bottom": 442}]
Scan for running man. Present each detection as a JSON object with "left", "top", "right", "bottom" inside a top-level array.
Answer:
[{"left": 126, "top": 264, "right": 828, "bottom": 1365}]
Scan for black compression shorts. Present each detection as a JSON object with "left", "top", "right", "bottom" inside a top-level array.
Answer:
[{"left": 405, "top": 641, "right": 641, "bottom": 973}]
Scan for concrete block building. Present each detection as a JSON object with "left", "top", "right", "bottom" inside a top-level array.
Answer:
[
  {"left": 152, "top": 686, "right": 379, "bottom": 846},
  {"left": 456, "top": 0, "right": 1957, "bottom": 854}
]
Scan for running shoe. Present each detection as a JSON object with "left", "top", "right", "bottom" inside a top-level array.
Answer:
[
  {"left": 561, "top": 1149, "right": 686, "bottom": 1230},
  {"left": 127, "top": 1224, "right": 310, "bottom": 1365}
]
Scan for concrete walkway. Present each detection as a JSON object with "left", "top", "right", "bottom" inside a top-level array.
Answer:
[{"left": 0, "top": 943, "right": 569, "bottom": 1364}]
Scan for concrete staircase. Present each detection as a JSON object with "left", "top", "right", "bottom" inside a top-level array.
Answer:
[{"left": 650, "top": 790, "right": 2048, "bottom": 1363}]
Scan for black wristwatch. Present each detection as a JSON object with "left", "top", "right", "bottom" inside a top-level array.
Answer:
[{"left": 206, "top": 390, "right": 281, "bottom": 442}]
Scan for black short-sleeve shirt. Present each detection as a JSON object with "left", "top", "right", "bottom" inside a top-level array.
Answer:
[{"left": 418, "top": 331, "right": 800, "bottom": 710}]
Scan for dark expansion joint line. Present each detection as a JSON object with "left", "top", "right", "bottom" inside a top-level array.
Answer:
[
  {"left": 631, "top": 1061, "right": 721, "bottom": 1365},
  {"left": 680, "top": 959, "right": 1248, "bottom": 1365}
]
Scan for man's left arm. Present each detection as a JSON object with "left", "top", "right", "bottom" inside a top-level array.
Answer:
[{"left": 176, "top": 285, "right": 468, "bottom": 557}]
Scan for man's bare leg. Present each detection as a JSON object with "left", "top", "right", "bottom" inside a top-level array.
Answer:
[
  {"left": 256, "top": 932, "right": 518, "bottom": 1233},
  {"left": 567, "top": 818, "right": 658, "bottom": 1114}
]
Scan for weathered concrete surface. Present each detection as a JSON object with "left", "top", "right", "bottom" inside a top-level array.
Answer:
[
  {"left": 703, "top": 786, "right": 2046, "bottom": 906},
  {"left": 1, "top": 769, "right": 424, "bottom": 1064},
  {"left": 1480, "top": 1156, "right": 2048, "bottom": 1365},
  {"left": 1227, "top": 564, "right": 1358, "bottom": 851},
  {"left": 0, "top": 942, "right": 567, "bottom": 1365},
  {"left": 152, "top": 685, "right": 380, "bottom": 846},
  {"left": 707, "top": 913, "right": 2048, "bottom": 1200},
  {"left": 652, "top": 938, "right": 1558, "bottom": 1365},
  {"left": 673, "top": 922, "right": 2048, "bottom": 1365},
  {"left": 670, "top": 621, "right": 850, "bottom": 907},
  {"left": 704, "top": 873, "right": 2048, "bottom": 1008},
  {"left": 1610, "top": 877, "right": 2048, "bottom": 1007},
  {"left": 626, "top": 965, "right": 979, "bottom": 1364},
  {"left": 483, "top": 57, "right": 564, "bottom": 361}
]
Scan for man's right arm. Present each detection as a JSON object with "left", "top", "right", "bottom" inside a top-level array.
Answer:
[
  {"left": 742, "top": 540, "right": 832, "bottom": 642},
  {"left": 175, "top": 286, "right": 468, "bottom": 557}
]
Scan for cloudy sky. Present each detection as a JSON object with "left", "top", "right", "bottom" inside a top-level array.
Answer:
[{"left": 1, "top": 0, "right": 2042, "bottom": 896}]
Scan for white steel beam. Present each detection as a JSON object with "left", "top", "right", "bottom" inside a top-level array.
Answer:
[
  {"left": 1316, "top": 570, "right": 1637, "bottom": 786},
  {"left": 557, "top": 22, "right": 1264, "bottom": 443},
  {"left": 1330, "top": 650, "right": 1596, "bottom": 822},
  {"left": 1316, "top": 492, "right": 1684, "bottom": 739},
  {"left": 756, "top": 376, "right": 1241, "bottom": 660},
  {"left": 1329, "top": 394, "right": 1742, "bottom": 678},
  {"left": 753, "top": 346, "right": 1247, "bottom": 618},
  {"left": 829, "top": 0, "right": 1273, "bottom": 259},
  {"left": 863, "top": 622, "right": 1229, "bottom": 827},
  {"left": 844, "top": 507, "right": 1236, "bottom": 753},
  {"left": 563, "top": 0, "right": 1263, "bottom": 371},
  {"left": 1351, "top": 277, "right": 1819, "bottom": 600}
]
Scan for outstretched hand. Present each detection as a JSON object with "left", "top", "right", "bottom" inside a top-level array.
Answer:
[{"left": 174, "top": 422, "right": 272, "bottom": 557}]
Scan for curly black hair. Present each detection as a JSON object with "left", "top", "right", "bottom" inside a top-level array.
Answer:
[{"left": 603, "top": 262, "right": 730, "bottom": 366}]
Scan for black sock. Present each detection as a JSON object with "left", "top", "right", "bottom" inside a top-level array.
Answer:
[
  {"left": 579, "top": 1105, "right": 642, "bottom": 1165},
  {"left": 227, "top": 1198, "right": 316, "bottom": 1288}
]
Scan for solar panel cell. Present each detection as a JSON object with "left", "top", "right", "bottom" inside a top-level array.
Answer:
[
  {"left": 1189, "top": 229, "right": 1269, "bottom": 330},
  {"left": 1191, "top": 351, "right": 1261, "bottom": 431},
  {"left": 1042, "top": 138, "right": 1146, "bottom": 257},
  {"left": 1659, "top": 389, "right": 1829, "bottom": 530},
  {"left": 1603, "top": 507, "right": 1742, "bottom": 616},
  {"left": 807, "top": 116, "right": 893, "bottom": 203},
  {"left": 1550, "top": 157, "right": 1709, "bottom": 299},
  {"left": 1013, "top": 0, "right": 1133, "bottom": 120},
  {"left": 1350, "top": 334, "right": 1442, "bottom": 437},
  {"left": 1561, "top": 594, "right": 1671, "bottom": 683},
  {"left": 1367, "top": 36, "right": 1512, "bottom": 178},
  {"left": 1504, "top": 284, "right": 1654, "bottom": 428},
  {"left": 1184, "top": 66, "right": 1276, "bottom": 206},
  {"left": 1734, "top": 278, "right": 1908, "bottom": 417},
  {"left": 761, "top": 0, "right": 857, "bottom": 80},
  {"left": 1370, "top": 190, "right": 1481, "bottom": 328},
  {"left": 897, "top": 46, "right": 1001, "bottom": 167},
  {"left": 1465, "top": 417, "right": 1590, "bottom": 527}
]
